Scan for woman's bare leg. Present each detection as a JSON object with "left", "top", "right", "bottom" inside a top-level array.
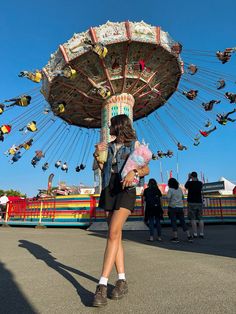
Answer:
[
  {"left": 101, "top": 208, "right": 130, "bottom": 278},
  {"left": 106, "top": 211, "right": 125, "bottom": 274},
  {"left": 115, "top": 233, "right": 124, "bottom": 274},
  {"left": 106, "top": 211, "right": 113, "bottom": 226}
]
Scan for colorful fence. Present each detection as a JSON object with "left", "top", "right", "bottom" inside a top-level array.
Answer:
[
  {"left": 91, "top": 194, "right": 144, "bottom": 223},
  {"left": 4, "top": 195, "right": 92, "bottom": 227},
  {"left": 1, "top": 194, "right": 236, "bottom": 227}
]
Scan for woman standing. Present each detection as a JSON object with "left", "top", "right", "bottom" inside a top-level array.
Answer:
[
  {"left": 93, "top": 114, "right": 149, "bottom": 307},
  {"left": 167, "top": 178, "right": 193, "bottom": 243},
  {"left": 143, "top": 179, "right": 163, "bottom": 241}
]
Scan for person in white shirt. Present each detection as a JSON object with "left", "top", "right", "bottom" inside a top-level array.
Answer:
[
  {"left": 167, "top": 178, "right": 193, "bottom": 243},
  {"left": 0, "top": 194, "right": 9, "bottom": 220}
]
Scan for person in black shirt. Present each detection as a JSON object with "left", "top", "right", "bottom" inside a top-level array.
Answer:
[
  {"left": 143, "top": 178, "right": 163, "bottom": 241},
  {"left": 185, "top": 172, "right": 204, "bottom": 238}
]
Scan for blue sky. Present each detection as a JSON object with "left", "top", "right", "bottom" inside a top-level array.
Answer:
[{"left": 0, "top": 0, "right": 236, "bottom": 196}]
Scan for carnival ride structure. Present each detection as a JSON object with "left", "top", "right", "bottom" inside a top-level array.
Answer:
[{"left": 0, "top": 21, "right": 235, "bottom": 189}]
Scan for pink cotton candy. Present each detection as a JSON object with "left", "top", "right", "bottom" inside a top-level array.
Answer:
[{"left": 121, "top": 143, "right": 152, "bottom": 182}]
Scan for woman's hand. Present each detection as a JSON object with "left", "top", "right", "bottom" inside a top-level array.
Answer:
[
  {"left": 95, "top": 142, "right": 107, "bottom": 152},
  {"left": 94, "top": 142, "right": 107, "bottom": 158},
  {"left": 122, "top": 170, "right": 135, "bottom": 189},
  {"left": 138, "top": 165, "right": 150, "bottom": 177}
]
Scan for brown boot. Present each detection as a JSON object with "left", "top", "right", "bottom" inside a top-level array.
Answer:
[
  {"left": 93, "top": 284, "right": 108, "bottom": 307},
  {"left": 111, "top": 280, "right": 128, "bottom": 300}
]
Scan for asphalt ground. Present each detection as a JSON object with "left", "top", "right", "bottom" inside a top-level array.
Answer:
[{"left": 0, "top": 224, "right": 235, "bottom": 314}]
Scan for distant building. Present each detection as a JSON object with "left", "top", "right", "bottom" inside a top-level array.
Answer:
[
  {"left": 218, "top": 177, "right": 235, "bottom": 195},
  {"left": 79, "top": 187, "right": 95, "bottom": 194}
]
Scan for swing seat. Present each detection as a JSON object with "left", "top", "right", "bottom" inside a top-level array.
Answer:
[
  {"left": 98, "top": 88, "right": 110, "bottom": 99},
  {"left": 27, "top": 124, "right": 37, "bottom": 132},
  {"left": 23, "top": 144, "right": 30, "bottom": 150},
  {"left": 70, "top": 69, "right": 77, "bottom": 79},
  {"left": 63, "top": 66, "right": 77, "bottom": 79},
  {"left": 42, "top": 164, "right": 49, "bottom": 171},
  {"left": 9, "top": 148, "right": 16, "bottom": 155},
  {"left": 12, "top": 156, "right": 20, "bottom": 162},
  {"left": 33, "top": 71, "right": 42, "bottom": 83},
  {"left": 75, "top": 166, "right": 80, "bottom": 172},
  {"left": 101, "top": 46, "right": 108, "bottom": 58},
  {"left": 31, "top": 160, "right": 37, "bottom": 166},
  {"left": 64, "top": 67, "right": 77, "bottom": 80},
  {"left": 58, "top": 104, "right": 65, "bottom": 113},
  {"left": 19, "top": 97, "right": 30, "bottom": 106},
  {"left": 93, "top": 45, "right": 108, "bottom": 58},
  {"left": 1, "top": 125, "right": 11, "bottom": 134}
]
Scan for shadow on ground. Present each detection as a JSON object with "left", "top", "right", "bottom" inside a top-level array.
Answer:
[
  {"left": 18, "top": 240, "right": 113, "bottom": 307},
  {"left": 0, "top": 261, "right": 37, "bottom": 314},
  {"left": 88, "top": 224, "right": 236, "bottom": 259}
]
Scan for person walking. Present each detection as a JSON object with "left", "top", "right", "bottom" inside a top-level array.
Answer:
[
  {"left": 185, "top": 172, "right": 204, "bottom": 238},
  {"left": 92, "top": 114, "right": 150, "bottom": 307},
  {"left": 167, "top": 178, "right": 193, "bottom": 243},
  {"left": 143, "top": 178, "right": 163, "bottom": 241}
]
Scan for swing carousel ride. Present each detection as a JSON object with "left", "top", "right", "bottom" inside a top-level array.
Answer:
[{"left": 0, "top": 21, "right": 236, "bottom": 181}]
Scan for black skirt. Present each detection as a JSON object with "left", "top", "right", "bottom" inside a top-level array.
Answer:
[{"left": 99, "top": 173, "right": 136, "bottom": 211}]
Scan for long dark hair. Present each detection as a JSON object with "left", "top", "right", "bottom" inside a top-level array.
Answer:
[
  {"left": 168, "top": 178, "right": 179, "bottom": 190},
  {"left": 147, "top": 178, "right": 161, "bottom": 193},
  {"left": 110, "top": 114, "right": 136, "bottom": 143}
]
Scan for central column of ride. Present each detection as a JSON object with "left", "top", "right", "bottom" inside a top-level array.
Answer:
[{"left": 100, "top": 93, "right": 135, "bottom": 142}]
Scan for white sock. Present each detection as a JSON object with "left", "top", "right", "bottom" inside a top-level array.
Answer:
[
  {"left": 193, "top": 233, "right": 197, "bottom": 237},
  {"left": 199, "top": 233, "right": 204, "bottom": 236},
  {"left": 98, "top": 276, "right": 108, "bottom": 286},
  {"left": 118, "top": 273, "right": 126, "bottom": 280}
]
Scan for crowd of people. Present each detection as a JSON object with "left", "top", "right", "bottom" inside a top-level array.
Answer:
[{"left": 143, "top": 172, "right": 204, "bottom": 243}]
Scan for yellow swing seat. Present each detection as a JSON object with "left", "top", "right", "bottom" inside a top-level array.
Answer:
[
  {"left": 98, "top": 88, "right": 111, "bottom": 99},
  {"left": 1, "top": 125, "right": 11, "bottom": 133},
  {"left": 32, "top": 71, "right": 42, "bottom": 83},
  {"left": 57, "top": 104, "right": 65, "bottom": 113},
  {"left": 19, "top": 97, "right": 29, "bottom": 106},
  {"left": 69, "top": 68, "right": 77, "bottom": 79},
  {"left": 93, "top": 45, "right": 108, "bottom": 59},
  {"left": 27, "top": 122, "right": 37, "bottom": 132},
  {"left": 9, "top": 148, "right": 16, "bottom": 155},
  {"left": 23, "top": 144, "right": 30, "bottom": 150},
  {"left": 63, "top": 66, "right": 77, "bottom": 80}
]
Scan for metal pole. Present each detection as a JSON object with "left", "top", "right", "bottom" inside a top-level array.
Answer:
[
  {"left": 4, "top": 203, "right": 9, "bottom": 223},
  {"left": 39, "top": 201, "right": 43, "bottom": 224},
  {"left": 176, "top": 152, "right": 179, "bottom": 181},
  {"left": 35, "top": 200, "right": 46, "bottom": 229},
  {"left": 160, "top": 161, "right": 163, "bottom": 183}
]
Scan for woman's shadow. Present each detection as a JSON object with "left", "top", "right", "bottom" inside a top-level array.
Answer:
[{"left": 18, "top": 240, "right": 110, "bottom": 307}]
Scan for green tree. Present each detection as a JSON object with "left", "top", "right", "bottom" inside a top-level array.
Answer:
[{"left": 0, "top": 189, "right": 26, "bottom": 197}]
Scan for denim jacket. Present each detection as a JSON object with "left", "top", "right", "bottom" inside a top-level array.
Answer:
[{"left": 101, "top": 140, "right": 144, "bottom": 189}]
